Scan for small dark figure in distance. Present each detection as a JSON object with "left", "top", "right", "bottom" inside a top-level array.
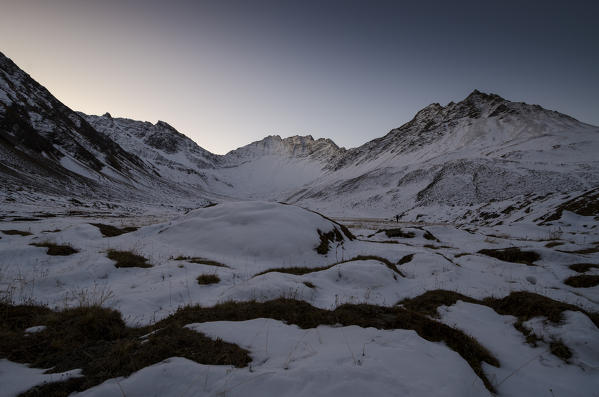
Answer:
[{"left": 395, "top": 214, "right": 400, "bottom": 223}]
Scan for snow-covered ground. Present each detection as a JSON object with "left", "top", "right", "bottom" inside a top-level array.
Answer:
[
  {"left": 1, "top": 201, "right": 597, "bottom": 396},
  {"left": 2, "top": 50, "right": 599, "bottom": 396},
  {"left": 79, "top": 321, "right": 492, "bottom": 397}
]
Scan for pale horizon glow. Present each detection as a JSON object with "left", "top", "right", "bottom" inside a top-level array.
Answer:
[{"left": 1, "top": 0, "right": 598, "bottom": 154}]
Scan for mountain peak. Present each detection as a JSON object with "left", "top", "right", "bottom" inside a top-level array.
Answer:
[
  {"left": 419, "top": 103, "right": 443, "bottom": 114},
  {"left": 155, "top": 120, "right": 176, "bottom": 130},
  {"left": 398, "top": 91, "right": 507, "bottom": 134},
  {"left": 102, "top": 112, "right": 112, "bottom": 118},
  {"left": 464, "top": 89, "right": 505, "bottom": 104},
  {"left": 223, "top": 133, "right": 343, "bottom": 165}
]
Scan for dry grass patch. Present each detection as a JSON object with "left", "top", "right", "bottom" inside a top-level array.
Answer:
[
  {"left": 454, "top": 253, "right": 470, "bottom": 258},
  {"left": 559, "top": 246, "right": 599, "bottom": 255},
  {"left": 381, "top": 228, "right": 416, "bottom": 238},
  {"left": 0, "top": 303, "right": 250, "bottom": 396},
  {"left": 564, "top": 275, "right": 599, "bottom": 288},
  {"left": 358, "top": 239, "right": 401, "bottom": 244},
  {"left": 160, "top": 298, "right": 499, "bottom": 393},
  {"left": 301, "top": 208, "right": 355, "bottom": 241},
  {"left": 30, "top": 242, "right": 78, "bottom": 256},
  {"left": 107, "top": 250, "right": 151, "bottom": 268},
  {"left": 196, "top": 274, "right": 220, "bottom": 285},
  {"left": 478, "top": 247, "right": 540, "bottom": 266},
  {"left": 255, "top": 255, "right": 405, "bottom": 278},
  {"left": 398, "top": 289, "right": 598, "bottom": 363},
  {"left": 174, "top": 256, "right": 229, "bottom": 268},
  {"left": 568, "top": 263, "right": 599, "bottom": 273},
  {"left": 399, "top": 290, "right": 479, "bottom": 317},
  {"left": 90, "top": 223, "right": 138, "bottom": 237},
  {"left": 343, "top": 255, "right": 405, "bottom": 277},
  {"left": 545, "top": 241, "right": 564, "bottom": 248},
  {"left": 303, "top": 281, "right": 315, "bottom": 289},
  {"left": 482, "top": 291, "right": 599, "bottom": 327},
  {"left": 398, "top": 254, "right": 414, "bottom": 265},
  {"left": 315, "top": 228, "right": 345, "bottom": 255},
  {"left": 423, "top": 230, "right": 440, "bottom": 242},
  {"left": 549, "top": 340, "right": 573, "bottom": 361},
  {"left": 255, "top": 264, "right": 335, "bottom": 277},
  {"left": 1, "top": 229, "right": 32, "bottom": 236}
]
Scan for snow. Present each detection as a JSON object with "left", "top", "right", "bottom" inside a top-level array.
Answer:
[
  {"left": 212, "top": 155, "right": 325, "bottom": 199},
  {"left": 2, "top": 201, "right": 597, "bottom": 321},
  {"left": 1, "top": 197, "right": 598, "bottom": 396},
  {"left": 438, "top": 302, "right": 599, "bottom": 397},
  {"left": 0, "top": 360, "right": 81, "bottom": 397},
  {"left": 523, "top": 311, "right": 599, "bottom": 370},
  {"left": 59, "top": 154, "right": 100, "bottom": 181},
  {"left": 5, "top": 60, "right": 599, "bottom": 223},
  {"left": 77, "top": 319, "right": 490, "bottom": 397},
  {"left": 2, "top": 51, "right": 599, "bottom": 396},
  {"left": 24, "top": 325, "right": 47, "bottom": 333},
  {"left": 117, "top": 201, "right": 346, "bottom": 270}
]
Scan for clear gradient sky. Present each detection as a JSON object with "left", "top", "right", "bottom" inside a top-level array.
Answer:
[{"left": 1, "top": 0, "right": 598, "bottom": 154}]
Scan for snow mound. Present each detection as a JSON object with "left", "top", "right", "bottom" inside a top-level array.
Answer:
[{"left": 136, "top": 201, "right": 349, "bottom": 269}]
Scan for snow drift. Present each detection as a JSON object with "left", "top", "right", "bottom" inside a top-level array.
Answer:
[{"left": 132, "top": 201, "right": 352, "bottom": 270}]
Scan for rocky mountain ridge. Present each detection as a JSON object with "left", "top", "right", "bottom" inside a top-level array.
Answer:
[{"left": 1, "top": 51, "right": 598, "bottom": 224}]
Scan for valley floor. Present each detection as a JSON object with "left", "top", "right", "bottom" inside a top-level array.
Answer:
[{"left": 0, "top": 201, "right": 598, "bottom": 397}]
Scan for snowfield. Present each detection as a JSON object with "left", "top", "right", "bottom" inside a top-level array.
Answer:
[
  {"left": 2, "top": 51, "right": 599, "bottom": 396},
  {"left": 130, "top": 201, "right": 350, "bottom": 270},
  {"left": 78, "top": 320, "right": 491, "bottom": 397},
  {"left": 0, "top": 201, "right": 597, "bottom": 396}
]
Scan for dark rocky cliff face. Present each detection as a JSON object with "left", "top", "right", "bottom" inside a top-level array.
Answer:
[{"left": 0, "top": 51, "right": 146, "bottom": 176}]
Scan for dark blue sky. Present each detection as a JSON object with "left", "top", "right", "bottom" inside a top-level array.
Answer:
[{"left": 1, "top": 0, "right": 597, "bottom": 153}]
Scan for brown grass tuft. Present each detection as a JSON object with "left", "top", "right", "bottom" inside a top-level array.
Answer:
[
  {"left": 90, "top": 223, "right": 138, "bottom": 237},
  {"left": 381, "top": 228, "right": 416, "bottom": 238},
  {"left": 174, "top": 256, "right": 229, "bottom": 268},
  {"left": 1, "top": 229, "right": 32, "bottom": 236},
  {"left": 564, "top": 275, "right": 599, "bottom": 288},
  {"left": 159, "top": 298, "right": 499, "bottom": 392},
  {"left": 255, "top": 255, "right": 405, "bottom": 278},
  {"left": 196, "top": 274, "right": 220, "bottom": 285},
  {"left": 0, "top": 303, "right": 250, "bottom": 396},
  {"left": 398, "top": 289, "right": 598, "bottom": 363},
  {"left": 107, "top": 250, "right": 151, "bottom": 268},
  {"left": 478, "top": 247, "right": 540, "bottom": 266},
  {"left": 315, "top": 228, "right": 344, "bottom": 255},
  {"left": 30, "top": 242, "right": 78, "bottom": 256},
  {"left": 568, "top": 263, "right": 599, "bottom": 273}
]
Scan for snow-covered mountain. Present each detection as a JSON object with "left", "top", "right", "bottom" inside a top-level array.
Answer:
[
  {"left": 0, "top": 51, "right": 223, "bottom": 208},
  {"left": 224, "top": 134, "right": 344, "bottom": 164},
  {"left": 81, "top": 113, "right": 220, "bottom": 170},
  {"left": 80, "top": 113, "right": 345, "bottom": 200},
  {"left": 209, "top": 135, "right": 345, "bottom": 199},
  {"left": 1, "top": 50, "right": 598, "bottom": 224},
  {"left": 79, "top": 113, "right": 229, "bottom": 195},
  {"left": 0, "top": 52, "right": 145, "bottom": 196},
  {"left": 287, "top": 90, "right": 599, "bottom": 223}
]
